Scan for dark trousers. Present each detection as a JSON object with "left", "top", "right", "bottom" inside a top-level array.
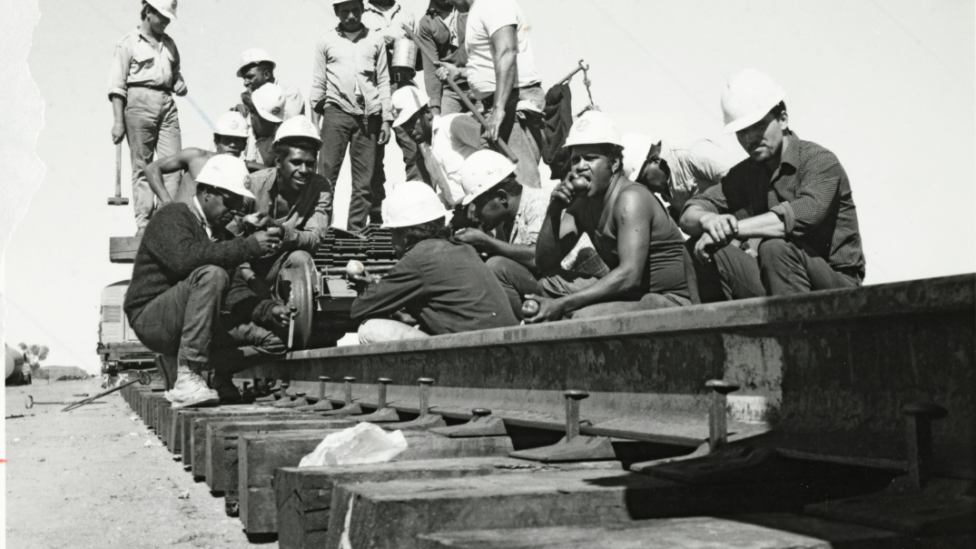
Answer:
[
  {"left": 319, "top": 106, "right": 382, "bottom": 233},
  {"left": 129, "top": 265, "right": 285, "bottom": 375},
  {"left": 487, "top": 256, "right": 689, "bottom": 321},
  {"left": 369, "top": 125, "right": 421, "bottom": 223},
  {"left": 694, "top": 238, "right": 860, "bottom": 301}
]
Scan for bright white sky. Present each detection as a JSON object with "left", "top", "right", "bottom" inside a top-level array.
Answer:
[{"left": 2, "top": 0, "right": 974, "bottom": 373}]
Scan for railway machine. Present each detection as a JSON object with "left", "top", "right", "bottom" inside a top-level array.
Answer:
[{"left": 98, "top": 280, "right": 156, "bottom": 377}]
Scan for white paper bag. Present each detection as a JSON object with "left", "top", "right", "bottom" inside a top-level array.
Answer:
[{"left": 298, "top": 422, "right": 408, "bottom": 467}]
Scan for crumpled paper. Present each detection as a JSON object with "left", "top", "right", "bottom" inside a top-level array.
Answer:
[{"left": 299, "top": 422, "right": 408, "bottom": 467}]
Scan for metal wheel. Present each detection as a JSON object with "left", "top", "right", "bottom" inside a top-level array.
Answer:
[{"left": 277, "top": 258, "right": 315, "bottom": 350}]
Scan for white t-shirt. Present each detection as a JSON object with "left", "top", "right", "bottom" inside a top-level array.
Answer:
[{"left": 464, "top": 0, "right": 541, "bottom": 98}]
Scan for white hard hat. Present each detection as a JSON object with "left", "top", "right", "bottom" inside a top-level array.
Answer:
[
  {"left": 459, "top": 150, "right": 516, "bottom": 206},
  {"left": 382, "top": 181, "right": 450, "bottom": 228},
  {"left": 563, "top": 110, "right": 623, "bottom": 149},
  {"left": 145, "top": 0, "right": 178, "bottom": 21},
  {"left": 720, "top": 69, "right": 785, "bottom": 134},
  {"left": 391, "top": 86, "right": 426, "bottom": 128},
  {"left": 621, "top": 133, "right": 655, "bottom": 180},
  {"left": 251, "top": 83, "right": 286, "bottom": 123},
  {"left": 237, "top": 48, "right": 276, "bottom": 78},
  {"left": 274, "top": 115, "right": 323, "bottom": 147},
  {"left": 195, "top": 155, "right": 255, "bottom": 199},
  {"left": 331, "top": 0, "right": 362, "bottom": 5},
  {"left": 213, "top": 111, "right": 249, "bottom": 139}
]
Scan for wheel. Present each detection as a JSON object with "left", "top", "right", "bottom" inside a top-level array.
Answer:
[{"left": 277, "top": 257, "right": 315, "bottom": 350}]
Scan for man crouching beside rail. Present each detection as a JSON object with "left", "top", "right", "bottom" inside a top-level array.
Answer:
[
  {"left": 509, "top": 111, "right": 693, "bottom": 322},
  {"left": 349, "top": 181, "right": 519, "bottom": 343},
  {"left": 123, "top": 156, "right": 290, "bottom": 408}
]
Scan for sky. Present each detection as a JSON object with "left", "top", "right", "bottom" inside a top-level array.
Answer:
[{"left": 1, "top": 0, "right": 974, "bottom": 374}]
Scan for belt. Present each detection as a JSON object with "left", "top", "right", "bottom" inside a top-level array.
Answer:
[
  {"left": 482, "top": 82, "right": 543, "bottom": 109},
  {"left": 127, "top": 83, "right": 172, "bottom": 93}
]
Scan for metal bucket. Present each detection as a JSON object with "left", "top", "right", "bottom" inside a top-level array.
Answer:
[{"left": 392, "top": 38, "right": 418, "bottom": 69}]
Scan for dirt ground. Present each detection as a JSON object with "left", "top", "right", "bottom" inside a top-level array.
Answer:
[{"left": 5, "top": 378, "right": 267, "bottom": 549}]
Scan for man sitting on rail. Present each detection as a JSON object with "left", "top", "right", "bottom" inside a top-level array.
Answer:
[
  {"left": 124, "top": 156, "right": 289, "bottom": 408},
  {"left": 679, "top": 69, "right": 865, "bottom": 298},
  {"left": 451, "top": 150, "right": 548, "bottom": 315},
  {"left": 503, "top": 111, "right": 692, "bottom": 322},
  {"left": 349, "top": 181, "right": 518, "bottom": 343},
  {"left": 145, "top": 111, "right": 266, "bottom": 206},
  {"left": 233, "top": 116, "right": 334, "bottom": 310}
]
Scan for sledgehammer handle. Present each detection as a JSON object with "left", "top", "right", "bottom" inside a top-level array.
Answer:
[
  {"left": 115, "top": 143, "right": 122, "bottom": 198},
  {"left": 402, "top": 26, "right": 519, "bottom": 164}
]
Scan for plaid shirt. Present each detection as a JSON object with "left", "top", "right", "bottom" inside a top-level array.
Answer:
[{"left": 684, "top": 136, "right": 865, "bottom": 280}]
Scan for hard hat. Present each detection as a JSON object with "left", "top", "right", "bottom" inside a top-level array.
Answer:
[
  {"left": 251, "top": 83, "right": 286, "bottom": 123},
  {"left": 720, "top": 69, "right": 785, "bottom": 134},
  {"left": 144, "top": 0, "right": 178, "bottom": 21},
  {"left": 382, "top": 181, "right": 450, "bottom": 228},
  {"left": 237, "top": 48, "right": 276, "bottom": 78},
  {"left": 332, "top": 0, "right": 363, "bottom": 5},
  {"left": 194, "top": 155, "right": 255, "bottom": 199},
  {"left": 274, "top": 115, "right": 323, "bottom": 147},
  {"left": 621, "top": 133, "right": 655, "bottom": 180},
  {"left": 213, "top": 111, "right": 249, "bottom": 138},
  {"left": 563, "top": 110, "right": 623, "bottom": 149},
  {"left": 391, "top": 86, "right": 426, "bottom": 128},
  {"left": 459, "top": 150, "right": 516, "bottom": 206}
]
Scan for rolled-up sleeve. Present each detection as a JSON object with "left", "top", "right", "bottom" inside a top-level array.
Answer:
[
  {"left": 682, "top": 180, "right": 727, "bottom": 217},
  {"left": 310, "top": 37, "right": 329, "bottom": 109},
  {"left": 374, "top": 39, "right": 393, "bottom": 122},
  {"left": 771, "top": 150, "right": 844, "bottom": 237},
  {"left": 108, "top": 39, "right": 131, "bottom": 100}
]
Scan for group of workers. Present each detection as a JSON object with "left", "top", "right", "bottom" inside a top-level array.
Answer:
[{"left": 114, "top": 0, "right": 865, "bottom": 408}]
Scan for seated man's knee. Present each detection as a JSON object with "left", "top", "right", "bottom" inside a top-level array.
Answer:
[
  {"left": 191, "top": 265, "right": 230, "bottom": 289},
  {"left": 757, "top": 238, "right": 794, "bottom": 267},
  {"left": 284, "top": 250, "right": 314, "bottom": 269},
  {"left": 485, "top": 255, "right": 512, "bottom": 275}
]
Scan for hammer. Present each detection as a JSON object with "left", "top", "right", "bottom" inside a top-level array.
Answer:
[
  {"left": 286, "top": 305, "right": 299, "bottom": 349},
  {"left": 108, "top": 142, "right": 129, "bottom": 206}
]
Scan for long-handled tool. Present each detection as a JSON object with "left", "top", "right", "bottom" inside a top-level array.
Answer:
[
  {"left": 557, "top": 59, "right": 589, "bottom": 86},
  {"left": 108, "top": 142, "right": 129, "bottom": 206},
  {"left": 61, "top": 370, "right": 152, "bottom": 412},
  {"left": 402, "top": 26, "right": 519, "bottom": 164},
  {"left": 26, "top": 395, "right": 105, "bottom": 409}
]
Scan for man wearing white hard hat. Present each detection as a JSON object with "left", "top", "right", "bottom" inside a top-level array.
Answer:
[
  {"left": 145, "top": 111, "right": 266, "bottom": 206},
  {"left": 680, "top": 69, "right": 865, "bottom": 298},
  {"left": 109, "top": 0, "right": 188, "bottom": 236},
  {"left": 622, "top": 133, "right": 746, "bottom": 220},
  {"left": 234, "top": 116, "right": 335, "bottom": 314},
  {"left": 246, "top": 83, "right": 288, "bottom": 167},
  {"left": 349, "top": 181, "right": 518, "bottom": 343},
  {"left": 519, "top": 111, "right": 691, "bottom": 323},
  {"left": 311, "top": 0, "right": 394, "bottom": 232},
  {"left": 453, "top": 150, "right": 549, "bottom": 314},
  {"left": 125, "top": 155, "right": 291, "bottom": 407},
  {"left": 235, "top": 48, "right": 306, "bottom": 121}
]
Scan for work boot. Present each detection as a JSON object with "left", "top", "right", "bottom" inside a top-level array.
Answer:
[
  {"left": 211, "top": 373, "right": 243, "bottom": 405},
  {"left": 166, "top": 370, "right": 219, "bottom": 409}
]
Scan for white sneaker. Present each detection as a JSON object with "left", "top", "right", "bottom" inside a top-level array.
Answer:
[{"left": 166, "top": 371, "right": 219, "bottom": 408}]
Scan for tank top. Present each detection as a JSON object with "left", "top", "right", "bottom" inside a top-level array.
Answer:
[{"left": 568, "top": 174, "right": 690, "bottom": 299}]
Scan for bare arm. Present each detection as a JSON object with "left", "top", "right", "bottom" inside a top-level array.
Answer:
[
  {"left": 145, "top": 148, "right": 205, "bottom": 204},
  {"left": 454, "top": 227, "right": 537, "bottom": 271},
  {"left": 528, "top": 189, "right": 652, "bottom": 322},
  {"left": 487, "top": 24, "right": 518, "bottom": 142},
  {"left": 536, "top": 180, "right": 582, "bottom": 273}
]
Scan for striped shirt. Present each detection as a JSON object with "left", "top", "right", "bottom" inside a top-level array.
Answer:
[{"left": 685, "top": 136, "right": 865, "bottom": 280}]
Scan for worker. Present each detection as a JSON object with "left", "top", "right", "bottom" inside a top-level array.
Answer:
[
  {"left": 622, "top": 133, "right": 746, "bottom": 220},
  {"left": 453, "top": 150, "right": 550, "bottom": 315},
  {"left": 144, "top": 111, "right": 267, "bottom": 206},
  {"left": 248, "top": 83, "right": 289, "bottom": 167},
  {"left": 679, "top": 69, "right": 865, "bottom": 298},
  {"left": 349, "top": 181, "right": 518, "bottom": 343},
  {"left": 109, "top": 0, "right": 187, "bottom": 236},
  {"left": 233, "top": 48, "right": 306, "bottom": 168},
  {"left": 417, "top": 0, "right": 470, "bottom": 115},
  {"left": 436, "top": 0, "right": 544, "bottom": 189},
  {"left": 234, "top": 116, "right": 334, "bottom": 305},
  {"left": 390, "top": 86, "right": 480, "bottom": 205},
  {"left": 123, "top": 156, "right": 289, "bottom": 408},
  {"left": 310, "top": 0, "right": 393, "bottom": 232},
  {"left": 509, "top": 111, "right": 691, "bottom": 322}
]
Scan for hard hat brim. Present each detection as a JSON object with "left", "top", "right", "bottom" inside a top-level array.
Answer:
[
  {"left": 392, "top": 104, "right": 423, "bottom": 128},
  {"left": 254, "top": 105, "right": 283, "bottom": 124},
  {"left": 722, "top": 88, "right": 785, "bottom": 134},
  {"left": 237, "top": 60, "right": 277, "bottom": 78},
  {"left": 145, "top": 0, "right": 177, "bottom": 20},
  {"left": 381, "top": 209, "right": 448, "bottom": 228},
  {"left": 195, "top": 179, "right": 256, "bottom": 200},
  {"left": 274, "top": 134, "right": 323, "bottom": 148}
]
